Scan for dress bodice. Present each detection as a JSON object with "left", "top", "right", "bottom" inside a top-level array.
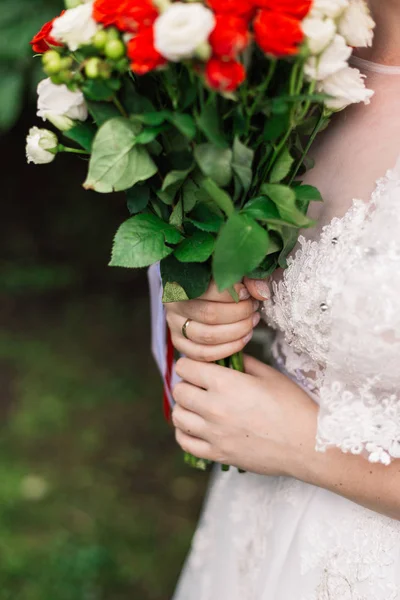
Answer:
[
  {"left": 262, "top": 164, "right": 400, "bottom": 465},
  {"left": 262, "top": 197, "right": 372, "bottom": 396}
]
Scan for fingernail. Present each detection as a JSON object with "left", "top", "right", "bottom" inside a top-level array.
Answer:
[
  {"left": 252, "top": 300, "right": 260, "bottom": 311},
  {"left": 252, "top": 312, "right": 261, "bottom": 327},
  {"left": 239, "top": 287, "right": 250, "bottom": 300},
  {"left": 243, "top": 331, "right": 253, "bottom": 344},
  {"left": 255, "top": 280, "right": 271, "bottom": 300}
]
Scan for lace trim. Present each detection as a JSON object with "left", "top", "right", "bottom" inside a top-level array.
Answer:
[{"left": 262, "top": 168, "right": 400, "bottom": 465}]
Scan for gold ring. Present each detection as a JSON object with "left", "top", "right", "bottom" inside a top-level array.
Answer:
[{"left": 182, "top": 318, "right": 192, "bottom": 340}]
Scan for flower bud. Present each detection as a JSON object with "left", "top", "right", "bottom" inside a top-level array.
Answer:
[
  {"left": 85, "top": 56, "right": 101, "bottom": 78},
  {"left": 43, "top": 50, "right": 62, "bottom": 75},
  {"left": 44, "top": 113, "right": 75, "bottom": 131},
  {"left": 106, "top": 27, "right": 120, "bottom": 42},
  {"left": 195, "top": 41, "right": 212, "bottom": 62},
  {"left": 26, "top": 127, "right": 58, "bottom": 164},
  {"left": 92, "top": 29, "right": 108, "bottom": 50},
  {"left": 105, "top": 39, "right": 125, "bottom": 60},
  {"left": 64, "top": 0, "right": 88, "bottom": 8},
  {"left": 99, "top": 62, "right": 112, "bottom": 79}
]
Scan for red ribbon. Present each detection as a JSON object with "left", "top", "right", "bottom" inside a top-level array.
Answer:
[{"left": 163, "top": 325, "right": 174, "bottom": 422}]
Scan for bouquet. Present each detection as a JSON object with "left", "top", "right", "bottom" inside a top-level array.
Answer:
[{"left": 26, "top": 0, "right": 374, "bottom": 469}]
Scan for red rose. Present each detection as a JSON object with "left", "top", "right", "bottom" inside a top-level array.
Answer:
[
  {"left": 116, "top": 0, "right": 158, "bottom": 33},
  {"left": 30, "top": 14, "right": 64, "bottom": 54},
  {"left": 93, "top": 0, "right": 121, "bottom": 26},
  {"left": 209, "top": 15, "right": 249, "bottom": 59},
  {"left": 207, "top": 0, "right": 254, "bottom": 20},
  {"left": 127, "top": 28, "right": 166, "bottom": 75},
  {"left": 94, "top": 0, "right": 158, "bottom": 32},
  {"left": 254, "top": 10, "right": 304, "bottom": 57},
  {"left": 205, "top": 57, "right": 246, "bottom": 92},
  {"left": 253, "top": 0, "right": 312, "bottom": 19}
]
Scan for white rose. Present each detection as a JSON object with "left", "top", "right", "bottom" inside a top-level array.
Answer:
[
  {"left": 305, "top": 34, "right": 352, "bottom": 81},
  {"left": 37, "top": 78, "right": 88, "bottom": 128},
  {"left": 154, "top": 2, "right": 215, "bottom": 62},
  {"left": 310, "top": 0, "right": 349, "bottom": 18},
  {"left": 302, "top": 16, "right": 336, "bottom": 55},
  {"left": 338, "top": 0, "right": 375, "bottom": 48},
  {"left": 26, "top": 127, "right": 58, "bottom": 164},
  {"left": 319, "top": 66, "right": 374, "bottom": 110},
  {"left": 51, "top": 1, "right": 99, "bottom": 51}
]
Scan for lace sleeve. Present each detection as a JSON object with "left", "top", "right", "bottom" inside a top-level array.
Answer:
[{"left": 317, "top": 160, "right": 400, "bottom": 465}]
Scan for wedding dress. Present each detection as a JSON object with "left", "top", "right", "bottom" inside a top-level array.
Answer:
[{"left": 150, "top": 57, "right": 400, "bottom": 600}]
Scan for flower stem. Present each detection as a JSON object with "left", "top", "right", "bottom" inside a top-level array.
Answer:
[
  {"left": 113, "top": 96, "right": 129, "bottom": 118},
  {"left": 58, "top": 145, "right": 89, "bottom": 155}
]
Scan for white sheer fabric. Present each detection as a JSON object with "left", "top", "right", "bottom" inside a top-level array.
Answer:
[{"left": 172, "top": 60, "right": 400, "bottom": 600}]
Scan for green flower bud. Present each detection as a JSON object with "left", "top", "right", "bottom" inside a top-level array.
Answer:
[
  {"left": 64, "top": 0, "right": 82, "bottom": 7},
  {"left": 85, "top": 57, "right": 101, "bottom": 79},
  {"left": 43, "top": 50, "right": 62, "bottom": 75},
  {"left": 50, "top": 73, "right": 63, "bottom": 85},
  {"left": 43, "top": 50, "right": 62, "bottom": 66},
  {"left": 106, "top": 27, "right": 120, "bottom": 41},
  {"left": 98, "top": 62, "right": 112, "bottom": 80},
  {"left": 58, "top": 70, "right": 74, "bottom": 84},
  {"left": 195, "top": 41, "right": 212, "bottom": 62},
  {"left": 104, "top": 39, "right": 125, "bottom": 60},
  {"left": 92, "top": 29, "right": 108, "bottom": 50},
  {"left": 59, "top": 57, "right": 74, "bottom": 70}
]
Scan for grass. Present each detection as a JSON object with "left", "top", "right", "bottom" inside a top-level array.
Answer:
[{"left": 0, "top": 288, "right": 208, "bottom": 600}]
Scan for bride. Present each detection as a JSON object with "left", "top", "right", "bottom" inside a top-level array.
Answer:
[{"left": 156, "top": 1, "right": 400, "bottom": 598}]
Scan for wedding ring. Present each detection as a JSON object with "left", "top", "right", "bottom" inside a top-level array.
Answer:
[{"left": 182, "top": 318, "right": 192, "bottom": 340}]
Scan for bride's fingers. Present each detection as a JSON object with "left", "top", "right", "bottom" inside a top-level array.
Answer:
[
  {"left": 170, "top": 329, "right": 254, "bottom": 362},
  {"left": 166, "top": 298, "right": 258, "bottom": 325},
  {"left": 199, "top": 280, "right": 250, "bottom": 302},
  {"left": 172, "top": 404, "right": 209, "bottom": 439},
  {"left": 167, "top": 311, "right": 260, "bottom": 346},
  {"left": 174, "top": 428, "right": 212, "bottom": 460}
]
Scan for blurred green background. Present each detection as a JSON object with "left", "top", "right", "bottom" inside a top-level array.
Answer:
[{"left": 0, "top": 1, "right": 208, "bottom": 598}]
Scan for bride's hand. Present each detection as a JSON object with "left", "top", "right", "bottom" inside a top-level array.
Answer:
[
  {"left": 164, "top": 280, "right": 268, "bottom": 362},
  {"left": 172, "top": 355, "right": 318, "bottom": 477}
]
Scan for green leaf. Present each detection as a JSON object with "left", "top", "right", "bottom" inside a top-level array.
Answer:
[
  {"left": 168, "top": 113, "right": 196, "bottom": 140},
  {"left": 200, "top": 178, "right": 234, "bottom": 217},
  {"left": 139, "top": 111, "right": 171, "bottom": 126},
  {"left": 135, "top": 125, "right": 166, "bottom": 145},
  {"left": 63, "top": 122, "right": 96, "bottom": 152},
  {"left": 160, "top": 255, "right": 211, "bottom": 300},
  {"left": 270, "top": 147, "right": 294, "bottom": 183},
  {"left": 162, "top": 282, "right": 189, "bottom": 302},
  {"left": 295, "top": 184, "right": 323, "bottom": 206},
  {"left": 87, "top": 101, "right": 121, "bottom": 126},
  {"left": 182, "top": 179, "right": 199, "bottom": 213},
  {"left": 126, "top": 185, "right": 150, "bottom": 214},
  {"left": 213, "top": 214, "right": 270, "bottom": 291},
  {"left": 119, "top": 79, "right": 154, "bottom": 113},
  {"left": 232, "top": 138, "right": 253, "bottom": 195},
  {"left": 0, "top": 70, "right": 24, "bottom": 131},
  {"left": 110, "top": 213, "right": 182, "bottom": 268},
  {"left": 174, "top": 231, "right": 215, "bottom": 263},
  {"left": 242, "top": 196, "right": 297, "bottom": 227},
  {"left": 83, "top": 79, "right": 119, "bottom": 102},
  {"left": 83, "top": 117, "right": 157, "bottom": 193},
  {"left": 169, "top": 198, "right": 184, "bottom": 227},
  {"left": 261, "top": 184, "right": 313, "bottom": 227},
  {"left": 196, "top": 103, "right": 227, "bottom": 148},
  {"left": 247, "top": 255, "right": 279, "bottom": 279},
  {"left": 162, "top": 169, "right": 192, "bottom": 193},
  {"left": 278, "top": 226, "right": 299, "bottom": 268},
  {"left": 263, "top": 113, "right": 289, "bottom": 142},
  {"left": 194, "top": 144, "right": 233, "bottom": 188},
  {"left": 187, "top": 203, "right": 224, "bottom": 233}
]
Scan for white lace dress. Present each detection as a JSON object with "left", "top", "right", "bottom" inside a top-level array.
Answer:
[{"left": 172, "top": 59, "right": 400, "bottom": 600}]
